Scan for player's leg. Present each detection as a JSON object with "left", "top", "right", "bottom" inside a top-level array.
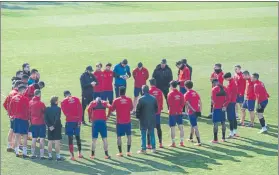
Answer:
[
  {"left": 14, "top": 133, "right": 21, "bottom": 157},
  {"left": 138, "top": 129, "right": 147, "bottom": 154},
  {"left": 132, "top": 88, "right": 140, "bottom": 114},
  {"left": 108, "top": 91, "right": 114, "bottom": 105},
  {"left": 188, "top": 127, "right": 194, "bottom": 142},
  {"left": 115, "top": 85, "right": 120, "bottom": 98},
  {"left": 21, "top": 119, "right": 29, "bottom": 158},
  {"left": 257, "top": 100, "right": 268, "bottom": 133},
  {"left": 188, "top": 114, "right": 195, "bottom": 142},
  {"left": 221, "top": 121, "right": 226, "bottom": 142},
  {"left": 91, "top": 139, "right": 97, "bottom": 159},
  {"left": 116, "top": 123, "right": 123, "bottom": 156},
  {"left": 126, "top": 123, "right": 132, "bottom": 156},
  {"left": 212, "top": 123, "right": 219, "bottom": 143},
  {"left": 117, "top": 136, "right": 123, "bottom": 156},
  {"left": 48, "top": 140, "right": 53, "bottom": 159},
  {"left": 177, "top": 115, "right": 184, "bottom": 146},
  {"left": 194, "top": 126, "right": 201, "bottom": 146},
  {"left": 240, "top": 100, "right": 247, "bottom": 126},
  {"left": 100, "top": 121, "right": 110, "bottom": 159},
  {"left": 68, "top": 135, "right": 75, "bottom": 159},
  {"left": 169, "top": 115, "right": 176, "bottom": 147},
  {"left": 39, "top": 125, "right": 46, "bottom": 159},
  {"left": 31, "top": 125, "right": 37, "bottom": 158},
  {"left": 65, "top": 122, "right": 75, "bottom": 160},
  {"left": 149, "top": 128, "right": 156, "bottom": 153},
  {"left": 74, "top": 123, "right": 82, "bottom": 158},
  {"left": 180, "top": 87, "right": 187, "bottom": 115},
  {"left": 81, "top": 96, "right": 87, "bottom": 124},
  {"left": 55, "top": 140, "right": 62, "bottom": 161},
  {"left": 147, "top": 132, "right": 151, "bottom": 149},
  {"left": 247, "top": 100, "right": 256, "bottom": 127},
  {"left": 22, "top": 134, "right": 28, "bottom": 157},
  {"left": 156, "top": 124, "right": 163, "bottom": 148},
  {"left": 7, "top": 119, "right": 15, "bottom": 152}
]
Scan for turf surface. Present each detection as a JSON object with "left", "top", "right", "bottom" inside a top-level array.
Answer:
[{"left": 1, "top": 2, "right": 278, "bottom": 175}]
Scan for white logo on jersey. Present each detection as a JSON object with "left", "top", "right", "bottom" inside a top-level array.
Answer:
[
  {"left": 175, "top": 95, "right": 181, "bottom": 100},
  {"left": 120, "top": 99, "right": 127, "bottom": 104}
]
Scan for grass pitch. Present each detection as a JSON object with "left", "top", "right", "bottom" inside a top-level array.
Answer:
[{"left": 1, "top": 2, "right": 278, "bottom": 175}]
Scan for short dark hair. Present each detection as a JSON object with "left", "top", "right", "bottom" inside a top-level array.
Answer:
[
  {"left": 211, "top": 78, "right": 219, "bottom": 84},
  {"left": 96, "top": 63, "right": 102, "bottom": 68},
  {"left": 106, "top": 63, "right": 112, "bottom": 67},
  {"left": 170, "top": 80, "right": 178, "bottom": 88},
  {"left": 22, "top": 63, "right": 29, "bottom": 68},
  {"left": 38, "top": 81, "right": 45, "bottom": 88},
  {"left": 176, "top": 61, "right": 182, "bottom": 67},
  {"left": 119, "top": 86, "right": 126, "bottom": 96},
  {"left": 34, "top": 89, "right": 41, "bottom": 96},
  {"left": 252, "top": 73, "right": 259, "bottom": 79},
  {"left": 18, "top": 85, "right": 27, "bottom": 92},
  {"left": 215, "top": 63, "right": 222, "bottom": 68},
  {"left": 243, "top": 70, "right": 250, "bottom": 75},
  {"left": 63, "top": 90, "right": 71, "bottom": 97},
  {"left": 223, "top": 72, "right": 232, "bottom": 79},
  {"left": 31, "top": 69, "right": 38, "bottom": 74},
  {"left": 22, "top": 75, "right": 29, "bottom": 80},
  {"left": 184, "top": 80, "right": 193, "bottom": 89},
  {"left": 149, "top": 78, "right": 156, "bottom": 86},
  {"left": 16, "top": 70, "right": 23, "bottom": 76},
  {"left": 14, "top": 80, "right": 23, "bottom": 88},
  {"left": 121, "top": 59, "right": 128, "bottom": 65},
  {"left": 50, "top": 96, "right": 58, "bottom": 104},
  {"left": 142, "top": 85, "right": 149, "bottom": 93},
  {"left": 235, "top": 65, "right": 241, "bottom": 69},
  {"left": 181, "top": 58, "right": 187, "bottom": 64}
]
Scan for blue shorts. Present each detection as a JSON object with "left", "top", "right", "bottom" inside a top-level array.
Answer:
[
  {"left": 236, "top": 95, "right": 244, "bottom": 103},
  {"left": 93, "top": 92, "right": 103, "bottom": 100},
  {"left": 179, "top": 86, "right": 187, "bottom": 95},
  {"left": 102, "top": 91, "right": 113, "bottom": 103},
  {"left": 156, "top": 114, "right": 161, "bottom": 125},
  {"left": 212, "top": 109, "right": 226, "bottom": 123},
  {"left": 92, "top": 120, "right": 107, "bottom": 139},
  {"left": 169, "top": 115, "right": 183, "bottom": 127},
  {"left": 260, "top": 100, "right": 268, "bottom": 109},
  {"left": 226, "top": 103, "right": 236, "bottom": 121},
  {"left": 13, "top": 118, "right": 29, "bottom": 135},
  {"left": 65, "top": 122, "right": 80, "bottom": 136},
  {"left": 117, "top": 123, "right": 131, "bottom": 137},
  {"left": 10, "top": 120, "right": 14, "bottom": 129},
  {"left": 31, "top": 124, "right": 46, "bottom": 138},
  {"left": 242, "top": 100, "right": 255, "bottom": 111},
  {"left": 189, "top": 114, "right": 198, "bottom": 127},
  {"left": 134, "top": 87, "right": 142, "bottom": 97}
]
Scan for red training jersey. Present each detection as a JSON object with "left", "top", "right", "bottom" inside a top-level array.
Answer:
[
  {"left": 149, "top": 86, "right": 163, "bottom": 114},
  {"left": 61, "top": 96, "right": 83, "bottom": 123},
  {"left": 167, "top": 89, "right": 184, "bottom": 115},
  {"left": 8, "top": 94, "right": 29, "bottom": 120},
  {"left": 29, "top": 96, "right": 46, "bottom": 125},
  {"left": 245, "top": 79, "right": 256, "bottom": 100},
  {"left": 254, "top": 80, "right": 269, "bottom": 103},
  {"left": 24, "top": 84, "right": 39, "bottom": 101},
  {"left": 211, "top": 85, "right": 228, "bottom": 109},
  {"left": 88, "top": 100, "right": 110, "bottom": 121},
  {"left": 3, "top": 89, "right": 18, "bottom": 112},
  {"left": 132, "top": 67, "right": 149, "bottom": 88},
  {"left": 102, "top": 70, "right": 114, "bottom": 91},
  {"left": 184, "top": 89, "right": 201, "bottom": 115},
  {"left": 226, "top": 79, "right": 238, "bottom": 103},
  {"left": 93, "top": 71, "right": 104, "bottom": 92},
  {"left": 210, "top": 71, "right": 224, "bottom": 86},
  {"left": 178, "top": 66, "right": 190, "bottom": 87},
  {"left": 234, "top": 72, "right": 246, "bottom": 96},
  {"left": 110, "top": 95, "right": 133, "bottom": 124}
]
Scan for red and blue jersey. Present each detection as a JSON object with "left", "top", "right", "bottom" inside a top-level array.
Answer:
[
  {"left": 8, "top": 94, "right": 29, "bottom": 120},
  {"left": 184, "top": 89, "right": 201, "bottom": 115},
  {"left": 29, "top": 96, "right": 46, "bottom": 125},
  {"left": 110, "top": 95, "right": 133, "bottom": 124},
  {"left": 61, "top": 96, "right": 83, "bottom": 123},
  {"left": 93, "top": 71, "right": 104, "bottom": 92},
  {"left": 102, "top": 70, "right": 113, "bottom": 91},
  {"left": 254, "top": 80, "right": 269, "bottom": 103},
  {"left": 88, "top": 100, "right": 110, "bottom": 121},
  {"left": 167, "top": 89, "right": 184, "bottom": 115}
]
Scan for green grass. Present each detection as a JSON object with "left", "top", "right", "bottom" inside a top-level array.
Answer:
[{"left": 1, "top": 2, "right": 278, "bottom": 175}]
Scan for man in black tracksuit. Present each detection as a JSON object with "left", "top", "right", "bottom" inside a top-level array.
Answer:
[
  {"left": 80, "top": 66, "right": 98, "bottom": 125},
  {"left": 152, "top": 59, "right": 173, "bottom": 109}
]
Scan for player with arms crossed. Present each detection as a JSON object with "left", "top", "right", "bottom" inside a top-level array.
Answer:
[
  {"left": 167, "top": 81, "right": 185, "bottom": 147},
  {"left": 251, "top": 73, "right": 269, "bottom": 133},
  {"left": 88, "top": 97, "right": 111, "bottom": 159},
  {"left": 184, "top": 80, "right": 202, "bottom": 146},
  {"left": 61, "top": 91, "right": 83, "bottom": 160},
  {"left": 108, "top": 86, "right": 133, "bottom": 157}
]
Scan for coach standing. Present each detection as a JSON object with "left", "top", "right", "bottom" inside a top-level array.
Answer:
[
  {"left": 136, "top": 85, "right": 158, "bottom": 154},
  {"left": 113, "top": 59, "right": 131, "bottom": 98},
  {"left": 152, "top": 59, "right": 173, "bottom": 109},
  {"left": 80, "top": 66, "right": 98, "bottom": 125}
]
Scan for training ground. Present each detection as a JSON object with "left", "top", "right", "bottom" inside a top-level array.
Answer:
[{"left": 1, "top": 2, "right": 278, "bottom": 175}]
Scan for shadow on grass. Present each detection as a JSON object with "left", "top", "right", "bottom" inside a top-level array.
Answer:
[{"left": 98, "top": 2, "right": 140, "bottom": 8}]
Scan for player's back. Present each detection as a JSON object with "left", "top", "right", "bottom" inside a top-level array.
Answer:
[
  {"left": 184, "top": 89, "right": 200, "bottom": 112},
  {"left": 10, "top": 94, "right": 29, "bottom": 119},
  {"left": 29, "top": 96, "right": 45, "bottom": 125},
  {"left": 212, "top": 85, "right": 227, "bottom": 109},
  {"left": 168, "top": 89, "right": 184, "bottom": 115},
  {"left": 113, "top": 96, "right": 132, "bottom": 124}
]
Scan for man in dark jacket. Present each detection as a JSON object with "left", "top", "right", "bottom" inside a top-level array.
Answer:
[
  {"left": 22, "top": 63, "right": 31, "bottom": 77},
  {"left": 152, "top": 59, "right": 173, "bottom": 109},
  {"left": 80, "top": 66, "right": 98, "bottom": 125},
  {"left": 136, "top": 85, "right": 158, "bottom": 154},
  {"left": 181, "top": 58, "right": 192, "bottom": 80},
  {"left": 44, "top": 96, "right": 64, "bottom": 161}
]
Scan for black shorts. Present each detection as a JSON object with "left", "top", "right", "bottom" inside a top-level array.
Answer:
[
  {"left": 82, "top": 94, "right": 93, "bottom": 106},
  {"left": 48, "top": 125, "right": 62, "bottom": 141}
]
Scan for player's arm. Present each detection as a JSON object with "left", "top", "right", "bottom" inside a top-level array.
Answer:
[
  {"left": 3, "top": 95, "right": 10, "bottom": 111},
  {"left": 87, "top": 102, "right": 93, "bottom": 122},
  {"left": 254, "top": 84, "right": 260, "bottom": 105},
  {"left": 130, "top": 99, "right": 134, "bottom": 112},
  {"left": 77, "top": 98, "right": 83, "bottom": 124},
  {"left": 146, "top": 68, "right": 149, "bottom": 80},
  {"left": 107, "top": 101, "right": 115, "bottom": 117},
  {"left": 132, "top": 69, "right": 136, "bottom": 80},
  {"left": 113, "top": 66, "right": 121, "bottom": 78},
  {"left": 126, "top": 66, "right": 131, "bottom": 78}
]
